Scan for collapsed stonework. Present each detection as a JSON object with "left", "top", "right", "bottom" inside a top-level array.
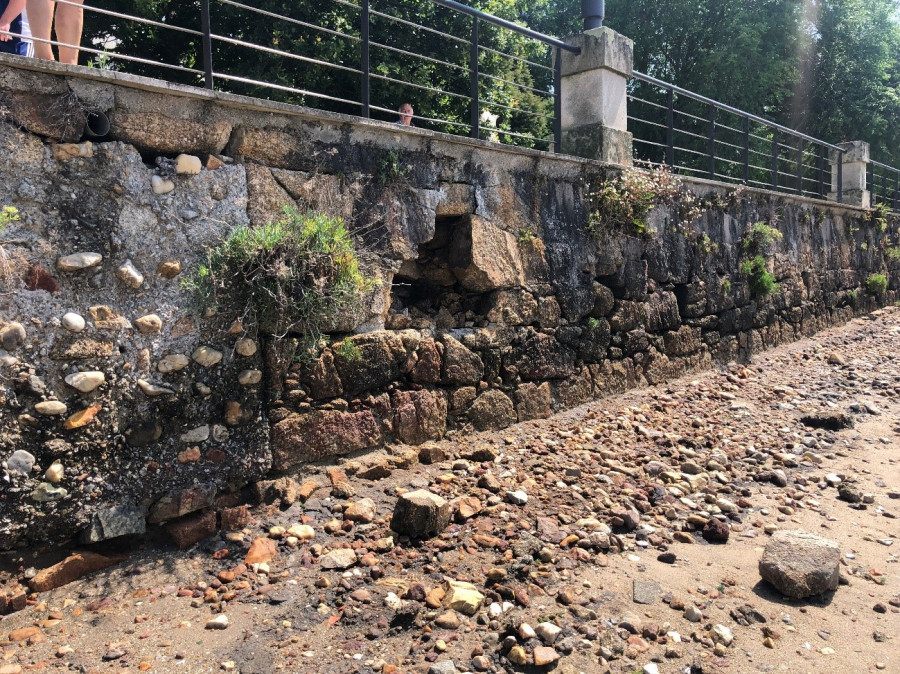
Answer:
[{"left": 0, "top": 59, "right": 895, "bottom": 551}]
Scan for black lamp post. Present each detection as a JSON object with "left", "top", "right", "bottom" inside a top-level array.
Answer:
[{"left": 582, "top": 0, "right": 604, "bottom": 30}]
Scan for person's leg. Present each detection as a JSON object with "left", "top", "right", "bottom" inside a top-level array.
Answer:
[
  {"left": 25, "top": 0, "right": 52, "bottom": 60},
  {"left": 54, "top": 0, "right": 81, "bottom": 64}
]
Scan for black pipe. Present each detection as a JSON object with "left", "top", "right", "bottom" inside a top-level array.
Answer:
[
  {"left": 581, "top": 0, "right": 604, "bottom": 31},
  {"left": 84, "top": 111, "right": 110, "bottom": 138}
]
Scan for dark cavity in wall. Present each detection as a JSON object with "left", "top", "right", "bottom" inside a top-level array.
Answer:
[{"left": 388, "top": 214, "right": 488, "bottom": 331}]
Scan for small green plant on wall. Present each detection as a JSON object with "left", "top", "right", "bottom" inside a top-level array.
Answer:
[
  {"left": 0, "top": 205, "right": 18, "bottom": 230},
  {"left": 334, "top": 338, "right": 362, "bottom": 362},
  {"left": 740, "top": 255, "right": 779, "bottom": 298},
  {"left": 866, "top": 272, "right": 888, "bottom": 295},
  {"left": 584, "top": 164, "right": 683, "bottom": 237},
  {"left": 739, "top": 221, "right": 781, "bottom": 299},
  {"left": 377, "top": 150, "right": 409, "bottom": 185},
  {"left": 885, "top": 245, "right": 900, "bottom": 262},
  {"left": 517, "top": 228, "right": 536, "bottom": 245},
  {"left": 742, "top": 221, "right": 783, "bottom": 256},
  {"left": 866, "top": 202, "right": 891, "bottom": 234},
  {"left": 184, "top": 207, "right": 372, "bottom": 351}
]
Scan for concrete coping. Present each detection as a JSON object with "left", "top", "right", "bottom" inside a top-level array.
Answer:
[{"left": 0, "top": 53, "right": 866, "bottom": 216}]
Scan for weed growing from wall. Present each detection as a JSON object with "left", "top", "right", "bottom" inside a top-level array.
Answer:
[
  {"left": 741, "top": 222, "right": 783, "bottom": 256},
  {"left": 866, "top": 272, "right": 888, "bottom": 295},
  {"left": 376, "top": 151, "right": 410, "bottom": 185},
  {"left": 584, "top": 164, "right": 683, "bottom": 237},
  {"left": 866, "top": 202, "right": 892, "bottom": 234},
  {"left": 0, "top": 205, "right": 17, "bottom": 229},
  {"left": 740, "top": 255, "right": 779, "bottom": 298},
  {"left": 0, "top": 205, "right": 20, "bottom": 289},
  {"left": 184, "top": 207, "right": 371, "bottom": 349},
  {"left": 738, "top": 221, "right": 782, "bottom": 299}
]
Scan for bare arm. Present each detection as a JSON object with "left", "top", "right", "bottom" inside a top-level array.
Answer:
[{"left": 0, "top": 0, "right": 27, "bottom": 41}]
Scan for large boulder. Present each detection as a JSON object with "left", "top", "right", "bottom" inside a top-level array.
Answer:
[
  {"left": 758, "top": 530, "right": 840, "bottom": 598},
  {"left": 391, "top": 489, "right": 451, "bottom": 538}
]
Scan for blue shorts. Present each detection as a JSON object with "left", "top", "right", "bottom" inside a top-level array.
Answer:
[{"left": 0, "top": 40, "right": 28, "bottom": 56}]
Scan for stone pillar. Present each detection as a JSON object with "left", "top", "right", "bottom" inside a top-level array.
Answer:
[
  {"left": 829, "top": 141, "right": 869, "bottom": 208},
  {"left": 560, "top": 27, "right": 633, "bottom": 166}
]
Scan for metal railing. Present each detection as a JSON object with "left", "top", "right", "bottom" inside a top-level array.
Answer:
[
  {"left": 628, "top": 70, "right": 845, "bottom": 202},
  {"left": 868, "top": 161, "right": 900, "bottom": 211},
  {"left": 3, "top": 0, "right": 577, "bottom": 152}
]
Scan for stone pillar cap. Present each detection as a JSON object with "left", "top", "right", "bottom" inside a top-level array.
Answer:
[
  {"left": 829, "top": 140, "right": 869, "bottom": 164},
  {"left": 562, "top": 27, "right": 633, "bottom": 78}
]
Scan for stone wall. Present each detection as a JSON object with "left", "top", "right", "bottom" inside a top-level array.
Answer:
[{"left": 0, "top": 57, "right": 895, "bottom": 550}]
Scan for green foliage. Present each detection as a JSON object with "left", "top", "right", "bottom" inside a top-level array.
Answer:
[
  {"left": 697, "top": 233, "right": 718, "bottom": 255},
  {"left": 865, "top": 272, "right": 888, "bottom": 295},
  {"left": 885, "top": 246, "right": 900, "bottom": 262},
  {"left": 517, "top": 227, "right": 536, "bottom": 244},
  {"left": 184, "top": 207, "right": 371, "bottom": 345},
  {"left": 333, "top": 339, "right": 362, "bottom": 362},
  {"left": 87, "top": 48, "right": 117, "bottom": 70},
  {"left": 376, "top": 151, "right": 410, "bottom": 185},
  {"left": 721, "top": 277, "right": 732, "bottom": 294},
  {"left": 0, "top": 205, "right": 18, "bottom": 230},
  {"left": 742, "top": 222, "right": 783, "bottom": 256},
  {"left": 586, "top": 317, "right": 600, "bottom": 329},
  {"left": 584, "top": 165, "right": 683, "bottom": 237},
  {"left": 867, "top": 202, "right": 891, "bottom": 234},
  {"left": 740, "top": 255, "right": 779, "bottom": 298}
]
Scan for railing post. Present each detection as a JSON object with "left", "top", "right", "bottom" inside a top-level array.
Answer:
[
  {"left": 742, "top": 116, "right": 749, "bottom": 184},
  {"left": 470, "top": 17, "right": 479, "bottom": 140},
  {"left": 771, "top": 129, "right": 779, "bottom": 190},
  {"left": 553, "top": 47, "right": 561, "bottom": 152},
  {"left": 707, "top": 104, "right": 715, "bottom": 179},
  {"left": 581, "top": 0, "right": 605, "bottom": 31},
  {"left": 200, "top": 0, "right": 214, "bottom": 89},
  {"left": 796, "top": 139, "right": 804, "bottom": 195},
  {"left": 559, "top": 27, "right": 633, "bottom": 165},
  {"left": 828, "top": 142, "right": 868, "bottom": 207},
  {"left": 817, "top": 145, "right": 825, "bottom": 198},
  {"left": 360, "top": 0, "right": 370, "bottom": 118},
  {"left": 867, "top": 162, "right": 874, "bottom": 204},
  {"left": 665, "top": 88, "right": 674, "bottom": 167},
  {"left": 891, "top": 171, "right": 900, "bottom": 213}
]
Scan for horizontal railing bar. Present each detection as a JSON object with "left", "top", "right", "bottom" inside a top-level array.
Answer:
[
  {"left": 478, "top": 70, "right": 553, "bottom": 97},
  {"left": 489, "top": 127, "right": 551, "bottom": 144},
  {"left": 369, "top": 103, "right": 471, "bottom": 129},
  {"left": 80, "top": 2, "right": 202, "bottom": 36},
  {"left": 477, "top": 43, "right": 553, "bottom": 72},
  {"left": 213, "top": 72, "right": 360, "bottom": 106},
  {"left": 428, "top": 0, "right": 579, "bottom": 52},
  {"left": 211, "top": 33, "right": 362, "bottom": 75},
  {"left": 480, "top": 98, "right": 555, "bottom": 120},
  {"left": 21, "top": 33, "right": 203, "bottom": 74},
  {"left": 370, "top": 40, "right": 468, "bottom": 73},
  {"left": 627, "top": 117, "right": 668, "bottom": 131},
  {"left": 215, "top": 0, "right": 358, "bottom": 42},
  {"left": 369, "top": 7, "right": 470, "bottom": 47},
  {"left": 627, "top": 96, "right": 668, "bottom": 112},
  {"left": 632, "top": 70, "right": 845, "bottom": 153},
  {"left": 370, "top": 72, "right": 472, "bottom": 100},
  {"left": 870, "top": 159, "right": 900, "bottom": 172},
  {"left": 633, "top": 138, "right": 667, "bottom": 150}
]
